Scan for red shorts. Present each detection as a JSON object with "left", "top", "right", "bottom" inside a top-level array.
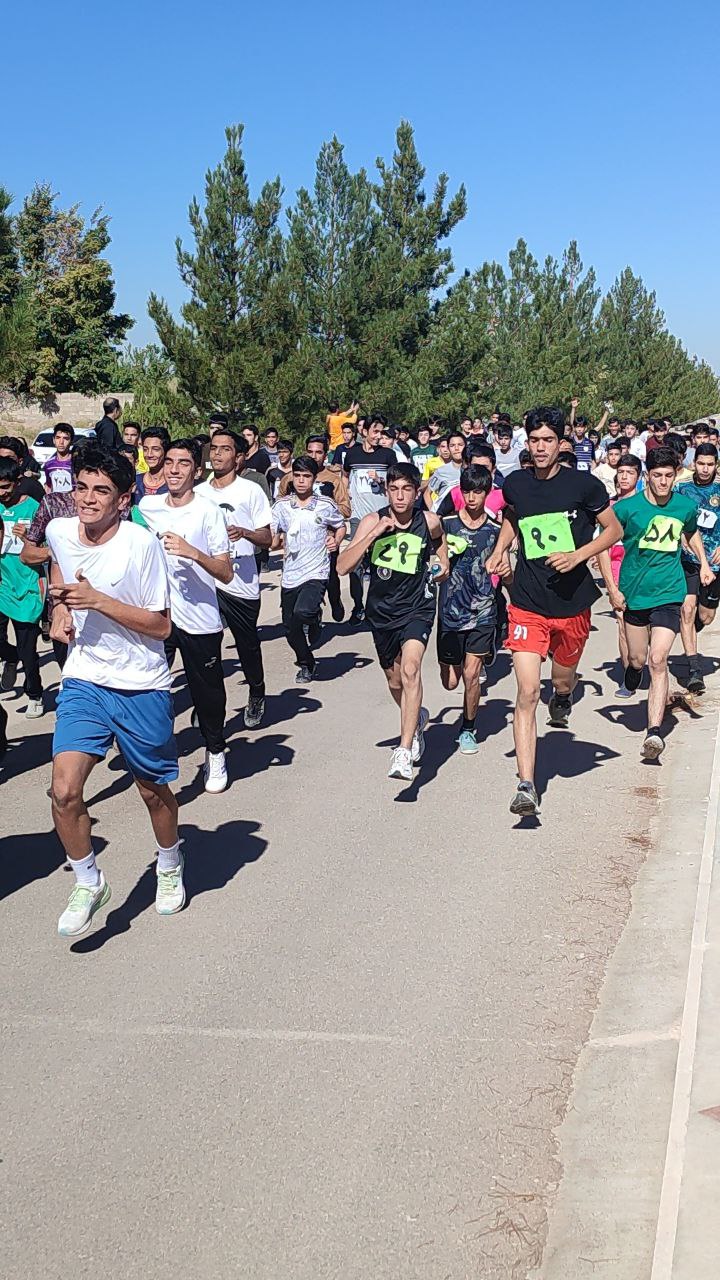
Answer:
[{"left": 507, "top": 604, "right": 591, "bottom": 667}]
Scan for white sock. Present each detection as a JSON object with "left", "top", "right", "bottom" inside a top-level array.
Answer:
[
  {"left": 70, "top": 849, "right": 100, "bottom": 888},
  {"left": 157, "top": 841, "right": 181, "bottom": 873}
]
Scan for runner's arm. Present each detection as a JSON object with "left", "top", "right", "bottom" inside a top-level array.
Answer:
[
  {"left": 337, "top": 513, "right": 389, "bottom": 575},
  {"left": 686, "top": 530, "right": 715, "bottom": 584},
  {"left": 49, "top": 571, "right": 172, "bottom": 641},
  {"left": 229, "top": 523, "right": 271, "bottom": 549},
  {"left": 546, "top": 507, "right": 622, "bottom": 573},
  {"left": 595, "top": 549, "right": 625, "bottom": 609},
  {"left": 485, "top": 507, "right": 518, "bottom": 576},
  {"left": 160, "top": 534, "right": 233, "bottom": 585},
  {"left": 425, "top": 512, "right": 450, "bottom": 582}
]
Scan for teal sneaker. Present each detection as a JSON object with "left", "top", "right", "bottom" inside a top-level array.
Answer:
[
  {"left": 155, "top": 854, "right": 186, "bottom": 915},
  {"left": 58, "top": 874, "right": 111, "bottom": 937},
  {"left": 457, "top": 729, "right": 479, "bottom": 754}
]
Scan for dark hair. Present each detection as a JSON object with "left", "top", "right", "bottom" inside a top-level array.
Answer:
[
  {"left": 624, "top": 418, "right": 637, "bottom": 429},
  {"left": 327, "top": 401, "right": 339, "bottom": 414},
  {"left": 0, "top": 435, "right": 23, "bottom": 460},
  {"left": 665, "top": 432, "right": 687, "bottom": 459},
  {"left": 447, "top": 431, "right": 466, "bottom": 446},
  {"left": 368, "top": 413, "right": 387, "bottom": 430},
  {"left": 693, "top": 423, "right": 710, "bottom": 437},
  {"left": 575, "top": 415, "right": 589, "bottom": 427},
  {"left": 616, "top": 455, "right": 642, "bottom": 474},
  {"left": 192, "top": 433, "right": 210, "bottom": 447},
  {"left": 646, "top": 446, "right": 678, "bottom": 472},
  {"left": 560, "top": 450, "right": 578, "bottom": 468},
  {"left": 497, "top": 412, "right": 512, "bottom": 426},
  {"left": 305, "top": 434, "right": 328, "bottom": 451},
  {"left": 518, "top": 449, "right": 532, "bottom": 466},
  {"left": 120, "top": 442, "right": 139, "bottom": 462},
  {"left": 209, "top": 412, "right": 229, "bottom": 428},
  {"left": 292, "top": 455, "right": 319, "bottom": 477},
  {"left": 211, "top": 429, "right": 246, "bottom": 455},
  {"left": 386, "top": 461, "right": 421, "bottom": 488},
  {"left": 103, "top": 397, "right": 121, "bottom": 416},
  {"left": 694, "top": 443, "right": 719, "bottom": 461},
  {"left": 167, "top": 437, "right": 202, "bottom": 468},
  {"left": 460, "top": 464, "right": 492, "bottom": 494},
  {"left": 264, "top": 426, "right": 279, "bottom": 439},
  {"left": 417, "top": 425, "right": 431, "bottom": 439},
  {"left": 496, "top": 424, "right": 513, "bottom": 438},
  {"left": 606, "top": 439, "right": 624, "bottom": 454},
  {"left": 242, "top": 423, "right": 259, "bottom": 439},
  {"left": 141, "top": 426, "right": 171, "bottom": 450},
  {"left": 464, "top": 442, "right": 495, "bottom": 466},
  {"left": 0, "top": 457, "right": 22, "bottom": 483},
  {"left": 278, "top": 439, "right": 294, "bottom": 452},
  {"left": 123, "top": 419, "right": 141, "bottom": 432},
  {"left": 341, "top": 421, "right": 357, "bottom": 435},
  {"left": 53, "top": 422, "right": 75, "bottom": 441},
  {"left": 75, "top": 445, "right": 134, "bottom": 494},
  {"left": 709, "top": 427, "right": 719, "bottom": 438},
  {"left": 380, "top": 424, "right": 397, "bottom": 439},
  {"left": 588, "top": 429, "right": 600, "bottom": 443},
  {"left": 525, "top": 406, "right": 565, "bottom": 439}
]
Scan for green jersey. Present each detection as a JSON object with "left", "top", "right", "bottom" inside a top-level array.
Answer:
[
  {"left": 614, "top": 489, "right": 698, "bottom": 609},
  {"left": 0, "top": 496, "right": 43, "bottom": 622}
]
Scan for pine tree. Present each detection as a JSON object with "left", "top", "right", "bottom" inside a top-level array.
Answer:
[
  {"left": 149, "top": 124, "right": 293, "bottom": 424},
  {"left": 115, "top": 343, "right": 197, "bottom": 435}
]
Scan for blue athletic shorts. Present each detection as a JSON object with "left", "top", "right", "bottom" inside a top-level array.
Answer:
[{"left": 53, "top": 678, "right": 179, "bottom": 785}]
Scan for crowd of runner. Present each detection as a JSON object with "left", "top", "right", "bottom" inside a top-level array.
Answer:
[{"left": 1, "top": 394, "right": 719, "bottom": 938}]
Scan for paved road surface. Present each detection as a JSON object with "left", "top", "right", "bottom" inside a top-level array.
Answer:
[{"left": 0, "top": 570, "right": 694, "bottom": 1278}]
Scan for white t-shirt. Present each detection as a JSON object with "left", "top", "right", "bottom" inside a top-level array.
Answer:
[
  {"left": 45, "top": 517, "right": 171, "bottom": 692},
  {"left": 271, "top": 494, "right": 346, "bottom": 589},
  {"left": 195, "top": 476, "right": 271, "bottom": 601},
  {"left": 139, "top": 493, "right": 230, "bottom": 634}
]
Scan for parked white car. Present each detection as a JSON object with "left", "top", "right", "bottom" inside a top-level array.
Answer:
[{"left": 30, "top": 426, "right": 96, "bottom": 476}]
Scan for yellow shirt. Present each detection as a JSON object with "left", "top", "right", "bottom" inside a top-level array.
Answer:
[
  {"left": 422, "top": 455, "right": 445, "bottom": 483},
  {"left": 326, "top": 410, "right": 358, "bottom": 451},
  {"left": 136, "top": 445, "right": 148, "bottom": 474}
]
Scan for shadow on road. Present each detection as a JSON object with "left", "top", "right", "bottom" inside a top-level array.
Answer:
[{"left": 0, "top": 829, "right": 108, "bottom": 903}]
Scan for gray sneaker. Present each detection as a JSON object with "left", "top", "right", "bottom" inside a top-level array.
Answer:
[
  {"left": 244, "top": 696, "right": 265, "bottom": 728},
  {"left": 509, "top": 781, "right": 540, "bottom": 816}
]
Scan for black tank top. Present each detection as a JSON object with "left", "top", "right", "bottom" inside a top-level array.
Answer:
[{"left": 365, "top": 506, "right": 436, "bottom": 629}]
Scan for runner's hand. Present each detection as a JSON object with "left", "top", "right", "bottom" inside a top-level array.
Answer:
[
  {"left": 226, "top": 524, "right": 244, "bottom": 543},
  {"left": 546, "top": 550, "right": 582, "bottom": 573},
  {"left": 373, "top": 514, "right": 396, "bottom": 538},
  {"left": 700, "top": 563, "right": 715, "bottom": 586},
  {"left": 608, "top": 587, "right": 626, "bottom": 612},
  {"left": 12, "top": 522, "right": 28, "bottom": 540},
  {"left": 50, "top": 569, "right": 99, "bottom": 610},
  {"left": 162, "top": 532, "right": 196, "bottom": 559},
  {"left": 486, "top": 548, "right": 511, "bottom": 577},
  {"left": 49, "top": 603, "right": 75, "bottom": 644}
]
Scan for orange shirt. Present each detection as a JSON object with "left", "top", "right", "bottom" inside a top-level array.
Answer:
[{"left": 326, "top": 410, "right": 358, "bottom": 451}]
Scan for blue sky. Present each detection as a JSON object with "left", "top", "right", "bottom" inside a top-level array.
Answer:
[{"left": 4, "top": 0, "right": 719, "bottom": 373}]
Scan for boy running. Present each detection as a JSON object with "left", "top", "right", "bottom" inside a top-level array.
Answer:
[
  {"left": 0, "top": 458, "right": 44, "bottom": 716},
  {"left": 677, "top": 443, "right": 720, "bottom": 693},
  {"left": 44, "top": 423, "right": 75, "bottom": 494},
  {"left": 338, "top": 462, "right": 448, "bottom": 781},
  {"left": 607, "top": 446, "right": 713, "bottom": 758},
  {"left": 46, "top": 446, "right": 183, "bottom": 937}
]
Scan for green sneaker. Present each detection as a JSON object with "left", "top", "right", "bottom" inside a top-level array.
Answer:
[
  {"left": 155, "top": 854, "right": 186, "bottom": 916},
  {"left": 457, "top": 729, "right": 479, "bottom": 754},
  {"left": 57, "top": 874, "right": 111, "bottom": 938}
]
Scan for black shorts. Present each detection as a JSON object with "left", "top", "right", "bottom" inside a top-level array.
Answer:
[
  {"left": 436, "top": 623, "right": 495, "bottom": 667},
  {"left": 624, "top": 602, "right": 682, "bottom": 633},
  {"left": 683, "top": 564, "right": 720, "bottom": 610},
  {"left": 371, "top": 615, "right": 434, "bottom": 670}
]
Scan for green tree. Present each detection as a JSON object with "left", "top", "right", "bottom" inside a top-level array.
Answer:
[
  {"left": 14, "top": 183, "right": 132, "bottom": 395},
  {"left": 0, "top": 186, "right": 20, "bottom": 306},
  {"left": 115, "top": 343, "right": 197, "bottom": 435},
  {"left": 149, "top": 124, "right": 294, "bottom": 425}
]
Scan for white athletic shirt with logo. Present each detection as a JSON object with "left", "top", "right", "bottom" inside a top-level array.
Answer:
[
  {"left": 139, "top": 493, "right": 230, "bottom": 634},
  {"left": 45, "top": 517, "right": 172, "bottom": 691},
  {"left": 195, "top": 476, "right": 272, "bottom": 601},
  {"left": 271, "top": 494, "right": 346, "bottom": 588}
]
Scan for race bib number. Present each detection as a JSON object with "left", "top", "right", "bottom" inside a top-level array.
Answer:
[
  {"left": 446, "top": 534, "right": 469, "bottom": 558},
  {"left": 638, "top": 514, "right": 683, "bottom": 552},
  {"left": 1, "top": 528, "right": 24, "bottom": 556},
  {"left": 518, "top": 511, "right": 575, "bottom": 560},
  {"left": 697, "top": 508, "right": 717, "bottom": 531},
  {"left": 371, "top": 531, "right": 423, "bottom": 574}
]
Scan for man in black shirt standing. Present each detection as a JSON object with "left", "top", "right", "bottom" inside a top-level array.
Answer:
[
  {"left": 94, "top": 397, "right": 124, "bottom": 451},
  {"left": 487, "top": 406, "right": 621, "bottom": 816}
]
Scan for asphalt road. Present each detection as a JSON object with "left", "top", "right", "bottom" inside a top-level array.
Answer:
[{"left": 0, "top": 569, "right": 683, "bottom": 1278}]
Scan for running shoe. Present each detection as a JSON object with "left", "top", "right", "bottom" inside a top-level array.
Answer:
[
  {"left": 642, "top": 731, "right": 665, "bottom": 761},
  {"left": 509, "top": 781, "right": 540, "bottom": 816},
  {"left": 0, "top": 704, "right": 8, "bottom": 759},
  {"left": 203, "top": 750, "right": 228, "bottom": 793},
  {"left": 411, "top": 707, "right": 429, "bottom": 764},
  {"left": 388, "top": 746, "right": 413, "bottom": 781},
  {"left": 25, "top": 698, "right": 44, "bottom": 719},
  {"left": 1, "top": 661, "right": 17, "bottom": 692},
  {"left": 58, "top": 873, "right": 111, "bottom": 938},
  {"left": 244, "top": 696, "right": 265, "bottom": 728},
  {"left": 457, "top": 728, "right": 479, "bottom": 754},
  {"left": 155, "top": 853, "right": 186, "bottom": 915},
  {"left": 331, "top": 603, "right": 346, "bottom": 623},
  {"left": 548, "top": 691, "right": 573, "bottom": 728},
  {"left": 295, "top": 664, "right": 315, "bottom": 684},
  {"left": 349, "top": 607, "right": 365, "bottom": 626},
  {"left": 615, "top": 682, "right": 635, "bottom": 699},
  {"left": 687, "top": 668, "right": 705, "bottom": 695}
]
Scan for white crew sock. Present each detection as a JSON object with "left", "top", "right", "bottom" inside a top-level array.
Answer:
[
  {"left": 69, "top": 849, "right": 100, "bottom": 888},
  {"left": 157, "top": 841, "right": 181, "bottom": 873}
]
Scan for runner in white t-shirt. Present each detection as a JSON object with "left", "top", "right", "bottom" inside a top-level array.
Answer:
[
  {"left": 45, "top": 445, "right": 183, "bottom": 939},
  {"left": 196, "top": 429, "right": 272, "bottom": 729},
  {"left": 140, "top": 438, "right": 233, "bottom": 794}
]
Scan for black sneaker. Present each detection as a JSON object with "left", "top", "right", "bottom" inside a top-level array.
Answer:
[
  {"left": 642, "top": 730, "right": 665, "bottom": 760},
  {"left": 244, "top": 696, "right": 265, "bottom": 728},
  {"left": 548, "top": 691, "right": 573, "bottom": 727},
  {"left": 331, "top": 603, "right": 345, "bottom": 623},
  {"left": 295, "top": 664, "right": 315, "bottom": 684},
  {"left": 687, "top": 668, "right": 705, "bottom": 694},
  {"left": 510, "top": 781, "right": 540, "bottom": 816},
  {"left": 1, "top": 661, "right": 17, "bottom": 692},
  {"left": 0, "top": 703, "right": 7, "bottom": 759},
  {"left": 349, "top": 607, "right": 365, "bottom": 626}
]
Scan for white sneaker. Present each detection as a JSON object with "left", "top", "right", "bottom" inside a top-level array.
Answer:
[
  {"left": 25, "top": 698, "right": 44, "bottom": 718},
  {"left": 411, "top": 707, "right": 429, "bottom": 764},
  {"left": 388, "top": 746, "right": 413, "bottom": 781},
  {"left": 156, "top": 853, "right": 186, "bottom": 915},
  {"left": 203, "top": 749, "right": 228, "bottom": 793},
  {"left": 58, "top": 873, "right": 111, "bottom": 937}
]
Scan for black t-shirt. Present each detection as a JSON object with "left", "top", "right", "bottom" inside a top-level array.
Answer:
[
  {"left": 502, "top": 467, "right": 609, "bottom": 617},
  {"left": 247, "top": 446, "right": 272, "bottom": 476},
  {"left": 19, "top": 476, "right": 45, "bottom": 503},
  {"left": 365, "top": 506, "right": 436, "bottom": 630},
  {"left": 94, "top": 415, "right": 123, "bottom": 450}
]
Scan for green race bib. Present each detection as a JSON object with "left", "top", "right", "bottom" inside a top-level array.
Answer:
[
  {"left": 446, "top": 534, "right": 469, "bottom": 558},
  {"left": 638, "top": 514, "right": 683, "bottom": 552},
  {"left": 518, "top": 511, "right": 575, "bottom": 561},
  {"left": 371, "top": 531, "right": 423, "bottom": 574}
]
